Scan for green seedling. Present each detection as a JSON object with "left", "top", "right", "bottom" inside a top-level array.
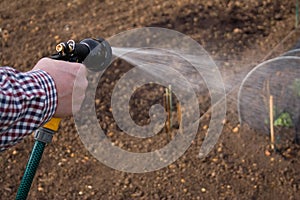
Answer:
[{"left": 274, "top": 112, "right": 294, "bottom": 127}]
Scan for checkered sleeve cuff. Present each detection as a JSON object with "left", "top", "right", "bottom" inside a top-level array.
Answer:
[
  {"left": 0, "top": 67, "right": 57, "bottom": 151},
  {"left": 28, "top": 69, "right": 58, "bottom": 123}
]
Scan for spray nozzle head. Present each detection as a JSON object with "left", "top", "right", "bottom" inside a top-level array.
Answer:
[
  {"left": 52, "top": 37, "right": 112, "bottom": 72},
  {"left": 80, "top": 38, "right": 112, "bottom": 71}
]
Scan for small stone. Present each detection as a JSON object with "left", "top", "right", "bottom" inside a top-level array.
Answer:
[
  {"left": 84, "top": 156, "right": 89, "bottom": 160},
  {"left": 168, "top": 164, "right": 176, "bottom": 169},
  {"left": 201, "top": 188, "right": 206, "bottom": 193},
  {"left": 54, "top": 35, "right": 60, "bottom": 41},
  {"left": 233, "top": 28, "right": 242, "bottom": 34},
  {"left": 140, "top": 16, "right": 145, "bottom": 23},
  {"left": 131, "top": 191, "right": 143, "bottom": 197},
  {"left": 232, "top": 126, "right": 239, "bottom": 133},
  {"left": 234, "top": 1, "right": 241, "bottom": 7},
  {"left": 107, "top": 132, "right": 114, "bottom": 137},
  {"left": 217, "top": 147, "right": 222, "bottom": 152},
  {"left": 124, "top": 178, "right": 131, "bottom": 185},
  {"left": 2, "top": 30, "right": 9, "bottom": 41},
  {"left": 270, "top": 157, "right": 275, "bottom": 162},
  {"left": 222, "top": 119, "right": 227, "bottom": 124},
  {"left": 265, "top": 149, "right": 271, "bottom": 156},
  {"left": 274, "top": 13, "right": 282, "bottom": 20},
  {"left": 180, "top": 178, "right": 185, "bottom": 183},
  {"left": 257, "top": 25, "right": 264, "bottom": 30},
  {"left": 211, "top": 172, "right": 216, "bottom": 177},
  {"left": 206, "top": 1, "right": 213, "bottom": 7}
]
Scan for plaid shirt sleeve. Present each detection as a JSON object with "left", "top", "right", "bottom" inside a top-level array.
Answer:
[{"left": 0, "top": 67, "right": 57, "bottom": 151}]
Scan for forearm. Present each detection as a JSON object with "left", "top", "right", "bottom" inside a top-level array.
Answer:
[{"left": 0, "top": 67, "right": 57, "bottom": 151}]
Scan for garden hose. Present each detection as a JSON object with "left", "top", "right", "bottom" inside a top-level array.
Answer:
[
  {"left": 15, "top": 142, "right": 45, "bottom": 200},
  {"left": 15, "top": 130, "right": 50, "bottom": 200},
  {"left": 15, "top": 38, "right": 112, "bottom": 200}
]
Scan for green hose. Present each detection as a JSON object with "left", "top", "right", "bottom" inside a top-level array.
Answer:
[{"left": 15, "top": 141, "right": 46, "bottom": 200}]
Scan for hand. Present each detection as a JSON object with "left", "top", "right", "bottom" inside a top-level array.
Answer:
[{"left": 32, "top": 58, "right": 88, "bottom": 118}]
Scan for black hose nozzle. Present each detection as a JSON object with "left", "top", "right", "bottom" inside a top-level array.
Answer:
[{"left": 52, "top": 38, "right": 112, "bottom": 72}]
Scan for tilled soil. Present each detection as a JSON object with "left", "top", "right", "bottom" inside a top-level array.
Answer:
[{"left": 1, "top": 0, "right": 300, "bottom": 199}]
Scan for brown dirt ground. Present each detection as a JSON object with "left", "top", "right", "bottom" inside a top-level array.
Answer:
[{"left": 1, "top": 0, "right": 300, "bottom": 199}]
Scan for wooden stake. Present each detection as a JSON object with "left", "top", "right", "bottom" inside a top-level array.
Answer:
[
  {"left": 165, "top": 88, "right": 170, "bottom": 133},
  {"left": 296, "top": 0, "right": 299, "bottom": 28},
  {"left": 269, "top": 95, "right": 275, "bottom": 150},
  {"left": 163, "top": 92, "right": 168, "bottom": 133},
  {"left": 177, "top": 102, "right": 182, "bottom": 133},
  {"left": 164, "top": 85, "right": 173, "bottom": 133},
  {"left": 168, "top": 85, "right": 172, "bottom": 128}
]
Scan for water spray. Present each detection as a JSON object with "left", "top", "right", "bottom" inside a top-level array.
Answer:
[
  {"left": 15, "top": 38, "right": 112, "bottom": 200},
  {"left": 73, "top": 27, "right": 226, "bottom": 172}
]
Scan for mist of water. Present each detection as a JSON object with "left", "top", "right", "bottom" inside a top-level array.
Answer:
[
  {"left": 111, "top": 47, "right": 220, "bottom": 94},
  {"left": 111, "top": 47, "right": 251, "bottom": 94},
  {"left": 109, "top": 29, "right": 300, "bottom": 139}
]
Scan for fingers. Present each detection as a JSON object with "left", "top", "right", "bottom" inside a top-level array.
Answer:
[
  {"left": 33, "top": 57, "right": 89, "bottom": 118},
  {"left": 72, "top": 65, "right": 88, "bottom": 114}
]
